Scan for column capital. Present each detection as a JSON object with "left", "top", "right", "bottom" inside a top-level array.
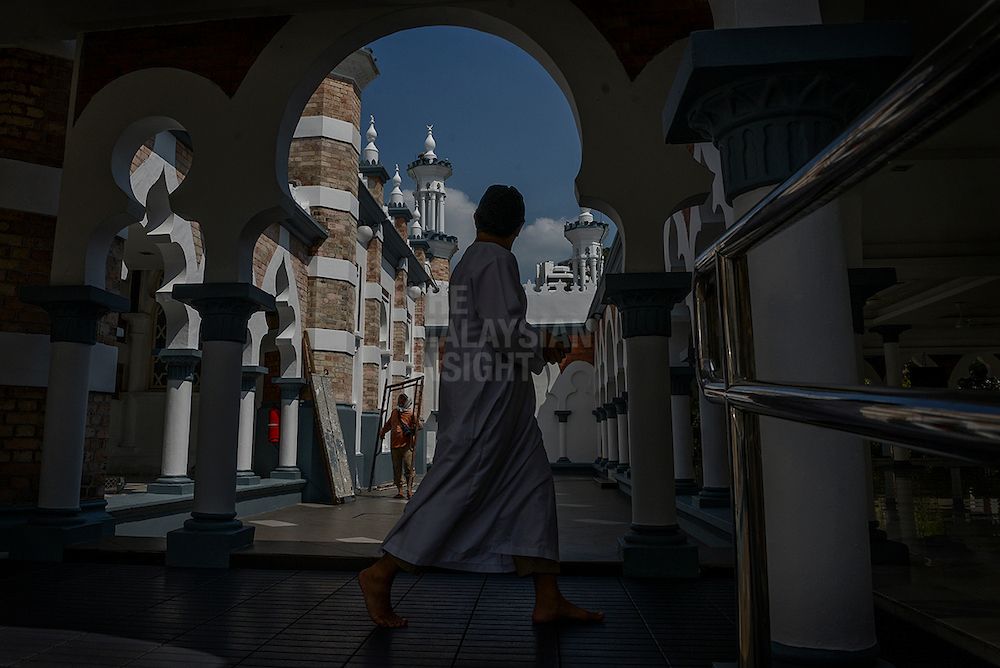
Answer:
[
  {"left": 273, "top": 377, "right": 308, "bottom": 400},
  {"left": 870, "top": 324, "right": 910, "bottom": 344},
  {"left": 173, "top": 283, "right": 275, "bottom": 343},
  {"left": 19, "top": 285, "right": 129, "bottom": 344},
  {"left": 848, "top": 268, "right": 897, "bottom": 335},
  {"left": 663, "top": 22, "right": 911, "bottom": 201},
  {"left": 603, "top": 402, "right": 617, "bottom": 418},
  {"left": 160, "top": 349, "right": 202, "bottom": 381},
  {"left": 240, "top": 365, "right": 267, "bottom": 391},
  {"left": 554, "top": 409, "right": 571, "bottom": 423},
  {"left": 601, "top": 272, "right": 692, "bottom": 338},
  {"left": 593, "top": 407, "right": 606, "bottom": 421},
  {"left": 613, "top": 396, "right": 628, "bottom": 415},
  {"left": 670, "top": 366, "right": 695, "bottom": 396}
]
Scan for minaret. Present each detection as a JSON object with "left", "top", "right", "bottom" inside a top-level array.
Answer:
[
  {"left": 359, "top": 115, "right": 389, "bottom": 203},
  {"left": 407, "top": 125, "right": 453, "bottom": 235},
  {"left": 407, "top": 125, "right": 458, "bottom": 282},
  {"left": 564, "top": 208, "right": 608, "bottom": 288},
  {"left": 386, "top": 163, "right": 412, "bottom": 239}
]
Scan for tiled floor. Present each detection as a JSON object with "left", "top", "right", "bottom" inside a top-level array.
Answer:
[{"left": 0, "top": 561, "right": 737, "bottom": 667}]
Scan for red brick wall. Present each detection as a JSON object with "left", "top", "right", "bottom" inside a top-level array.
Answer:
[
  {"left": 362, "top": 363, "right": 379, "bottom": 411},
  {"left": 430, "top": 257, "right": 451, "bottom": 282},
  {"left": 0, "top": 386, "right": 45, "bottom": 505},
  {"left": 0, "top": 209, "right": 56, "bottom": 335},
  {"left": 288, "top": 138, "right": 360, "bottom": 193},
  {"left": 0, "top": 49, "right": 72, "bottom": 168},
  {"left": 302, "top": 76, "right": 361, "bottom": 125},
  {"left": 311, "top": 208, "right": 357, "bottom": 262}
]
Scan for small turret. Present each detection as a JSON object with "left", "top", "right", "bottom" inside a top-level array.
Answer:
[
  {"left": 362, "top": 115, "right": 379, "bottom": 165},
  {"left": 564, "top": 208, "right": 608, "bottom": 288}
]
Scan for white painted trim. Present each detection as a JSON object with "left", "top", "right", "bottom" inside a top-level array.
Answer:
[
  {"left": 307, "top": 256, "right": 358, "bottom": 284},
  {"left": 413, "top": 325, "right": 426, "bottom": 339},
  {"left": 391, "top": 308, "right": 409, "bottom": 323},
  {"left": 0, "top": 332, "right": 117, "bottom": 392},
  {"left": 305, "top": 328, "right": 357, "bottom": 355},
  {"left": 295, "top": 186, "right": 359, "bottom": 219},
  {"left": 363, "top": 282, "right": 384, "bottom": 300},
  {"left": 361, "top": 345, "right": 383, "bottom": 365},
  {"left": 294, "top": 116, "right": 362, "bottom": 152},
  {"left": 388, "top": 361, "right": 410, "bottom": 377},
  {"left": 0, "top": 158, "right": 61, "bottom": 216},
  {"left": 380, "top": 271, "right": 395, "bottom": 294}
]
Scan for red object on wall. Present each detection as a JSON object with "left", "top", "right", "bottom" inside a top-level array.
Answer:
[{"left": 268, "top": 407, "right": 280, "bottom": 444}]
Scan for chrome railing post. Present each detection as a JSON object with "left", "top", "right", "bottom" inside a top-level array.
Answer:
[{"left": 718, "top": 253, "right": 770, "bottom": 667}]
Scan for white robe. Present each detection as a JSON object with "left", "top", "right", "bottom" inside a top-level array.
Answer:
[{"left": 381, "top": 241, "right": 559, "bottom": 572}]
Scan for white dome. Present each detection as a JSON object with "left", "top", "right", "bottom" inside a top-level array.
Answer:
[{"left": 423, "top": 125, "right": 437, "bottom": 160}]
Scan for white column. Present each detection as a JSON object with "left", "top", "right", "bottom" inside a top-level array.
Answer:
[
  {"left": 236, "top": 366, "right": 265, "bottom": 486},
  {"left": 37, "top": 341, "right": 93, "bottom": 511},
  {"left": 148, "top": 351, "right": 200, "bottom": 494},
  {"left": 697, "top": 392, "right": 731, "bottom": 507},
  {"left": 272, "top": 379, "right": 306, "bottom": 479},
  {"left": 555, "top": 410, "right": 571, "bottom": 462},
  {"left": 736, "top": 187, "right": 876, "bottom": 654},
  {"left": 423, "top": 193, "right": 435, "bottom": 232},
  {"left": 587, "top": 257, "right": 597, "bottom": 284},
  {"left": 670, "top": 374, "right": 698, "bottom": 496},
  {"left": 596, "top": 407, "right": 607, "bottom": 463},
  {"left": 604, "top": 401, "right": 619, "bottom": 466},
  {"left": 189, "top": 339, "right": 244, "bottom": 517},
  {"left": 614, "top": 396, "right": 630, "bottom": 469},
  {"left": 436, "top": 192, "right": 445, "bottom": 234},
  {"left": 165, "top": 282, "right": 272, "bottom": 567}
]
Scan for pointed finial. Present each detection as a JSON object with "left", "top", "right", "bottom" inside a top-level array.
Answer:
[
  {"left": 363, "top": 115, "right": 379, "bottom": 165},
  {"left": 411, "top": 205, "right": 423, "bottom": 238},
  {"left": 423, "top": 124, "right": 436, "bottom": 160},
  {"left": 389, "top": 164, "right": 404, "bottom": 205}
]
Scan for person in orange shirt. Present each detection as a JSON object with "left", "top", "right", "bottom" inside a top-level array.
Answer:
[{"left": 378, "top": 393, "right": 421, "bottom": 499}]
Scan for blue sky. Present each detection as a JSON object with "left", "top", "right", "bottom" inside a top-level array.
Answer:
[{"left": 359, "top": 26, "right": 614, "bottom": 280}]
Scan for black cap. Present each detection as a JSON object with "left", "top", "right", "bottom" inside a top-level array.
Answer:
[{"left": 475, "top": 184, "right": 525, "bottom": 236}]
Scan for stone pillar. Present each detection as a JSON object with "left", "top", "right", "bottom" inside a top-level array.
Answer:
[
  {"left": 604, "top": 273, "right": 698, "bottom": 577},
  {"left": 166, "top": 283, "right": 274, "bottom": 568},
  {"left": 148, "top": 350, "right": 201, "bottom": 494},
  {"left": 613, "top": 394, "right": 630, "bottom": 473},
  {"left": 554, "top": 410, "right": 571, "bottom": 462},
  {"left": 662, "top": 22, "right": 910, "bottom": 658},
  {"left": 603, "top": 401, "right": 619, "bottom": 469},
  {"left": 592, "top": 408, "right": 604, "bottom": 464},
  {"left": 271, "top": 378, "right": 307, "bottom": 479},
  {"left": 670, "top": 366, "right": 698, "bottom": 496},
  {"left": 872, "top": 325, "right": 911, "bottom": 463},
  {"left": 697, "top": 393, "right": 730, "bottom": 508},
  {"left": 236, "top": 366, "right": 266, "bottom": 486},
  {"left": 16, "top": 286, "right": 128, "bottom": 560}
]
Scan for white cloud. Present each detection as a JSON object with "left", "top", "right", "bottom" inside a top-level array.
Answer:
[
  {"left": 409, "top": 188, "right": 574, "bottom": 281},
  {"left": 513, "top": 216, "right": 574, "bottom": 281}
]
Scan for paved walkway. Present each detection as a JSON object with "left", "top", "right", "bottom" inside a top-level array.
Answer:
[
  {"left": 0, "top": 561, "right": 737, "bottom": 667},
  {"left": 241, "top": 473, "right": 634, "bottom": 564}
]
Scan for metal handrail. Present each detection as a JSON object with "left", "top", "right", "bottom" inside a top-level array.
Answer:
[{"left": 689, "top": 4, "right": 1000, "bottom": 667}]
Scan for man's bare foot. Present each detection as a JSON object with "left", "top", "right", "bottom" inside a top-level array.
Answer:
[
  {"left": 359, "top": 565, "right": 408, "bottom": 628},
  {"left": 532, "top": 595, "right": 604, "bottom": 624}
]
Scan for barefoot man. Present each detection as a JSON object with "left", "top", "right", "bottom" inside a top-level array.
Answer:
[{"left": 360, "top": 184, "right": 604, "bottom": 628}]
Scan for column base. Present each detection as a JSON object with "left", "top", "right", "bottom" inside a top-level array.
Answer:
[
  {"left": 674, "top": 478, "right": 700, "bottom": 496},
  {"left": 618, "top": 525, "right": 699, "bottom": 578},
  {"left": 615, "top": 463, "right": 630, "bottom": 476},
  {"left": 697, "top": 486, "right": 731, "bottom": 508},
  {"left": 270, "top": 467, "right": 302, "bottom": 481},
  {"left": 556, "top": 456, "right": 571, "bottom": 463},
  {"left": 772, "top": 641, "right": 889, "bottom": 668},
  {"left": 13, "top": 507, "right": 114, "bottom": 562},
  {"left": 166, "top": 514, "right": 255, "bottom": 568},
  {"left": 236, "top": 471, "right": 262, "bottom": 486},
  {"left": 147, "top": 476, "right": 195, "bottom": 495}
]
